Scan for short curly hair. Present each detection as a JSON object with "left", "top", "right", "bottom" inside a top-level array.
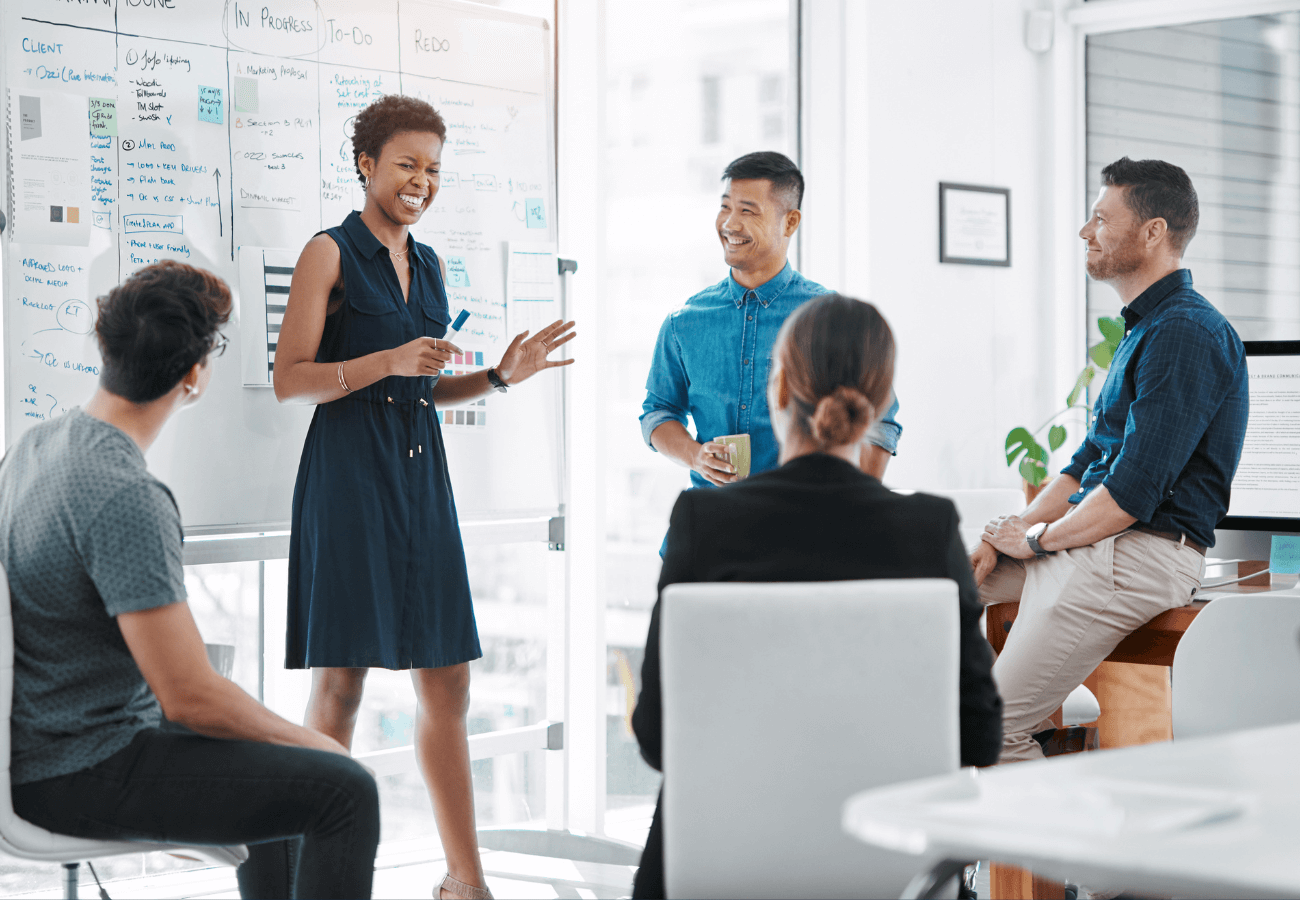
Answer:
[
  {"left": 96, "top": 260, "right": 232, "bottom": 403},
  {"left": 352, "top": 94, "right": 447, "bottom": 186}
]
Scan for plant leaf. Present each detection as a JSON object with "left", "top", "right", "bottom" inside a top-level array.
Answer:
[
  {"left": 1066, "top": 365, "right": 1096, "bottom": 408},
  {"left": 1047, "top": 424, "right": 1067, "bottom": 452},
  {"left": 1097, "top": 315, "right": 1125, "bottom": 349},
  {"left": 1005, "top": 427, "right": 1040, "bottom": 466},
  {"left": 1088, "top": 339, "right": 1115, "bottom": 370},
  {"left": 1019, "top": 456, "right": 1048, "bottom": 486}
]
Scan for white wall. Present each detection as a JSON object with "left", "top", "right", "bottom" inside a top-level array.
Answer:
[{"left": 801, "top": 0, "right": 1077, "bottom": 494}]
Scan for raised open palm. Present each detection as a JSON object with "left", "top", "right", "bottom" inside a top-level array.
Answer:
[{"left": 494, "top": 319, "right": 577, "bottom": 385}]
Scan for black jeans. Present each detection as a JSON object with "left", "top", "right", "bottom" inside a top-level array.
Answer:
[{"left": 12, "top": 727, "right": 379, "bottom": 899}]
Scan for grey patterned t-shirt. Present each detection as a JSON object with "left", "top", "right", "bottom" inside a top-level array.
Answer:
[{"left": 0, "top": 409, "right": 185, "bottom": 785}]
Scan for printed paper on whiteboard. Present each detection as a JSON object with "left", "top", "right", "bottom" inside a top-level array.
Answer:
[
  {"left": 506, "top": 241, "right": 559, "bottom": 337},
  {"left": 8, "top": 90, "right": 92, "bottom": 246},
  {"left": 238, "top": 246, "right": 297, "bottom": 386}
]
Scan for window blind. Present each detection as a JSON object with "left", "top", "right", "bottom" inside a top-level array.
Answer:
[{"left": 1086, "top": 15, "right": 1300, "bottom": 341}]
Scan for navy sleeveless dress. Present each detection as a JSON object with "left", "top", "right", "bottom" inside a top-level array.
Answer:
[{"left": 285, "top": 211, "right": 482, "bottom": 669}]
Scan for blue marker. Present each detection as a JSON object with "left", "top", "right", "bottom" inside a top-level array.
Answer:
[{"left": 448, "top": 308, "right": 470, "bottom": 336}]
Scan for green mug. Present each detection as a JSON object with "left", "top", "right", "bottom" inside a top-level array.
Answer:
[{"left": 714, "top": 433, "right": 751, "bottom": 480}]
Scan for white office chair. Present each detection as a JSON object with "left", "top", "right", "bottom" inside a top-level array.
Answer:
[
  {"left": 1172, "top": 593, "right": 1300, "bottom": 741},
  {"left": 0, "top": 564, "right": 247, "bottom": 899},
  {"left": 661, "top": 579, "right": 964, "bottom": 899}
]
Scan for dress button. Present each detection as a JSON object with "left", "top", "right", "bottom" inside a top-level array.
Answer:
[
  {"left": 740, "top": 404, "right": 747, "bottom": 410},
  {"left": 747, "top": 315, "right": 753, "bottom": 321},
  {"left": 743, "top": 359, "right": 750, "bottom": 365}
]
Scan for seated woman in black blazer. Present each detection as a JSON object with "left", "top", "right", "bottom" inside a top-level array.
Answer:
[{"left": 629, "top": 294, "right": 1003, "bottom": 898}]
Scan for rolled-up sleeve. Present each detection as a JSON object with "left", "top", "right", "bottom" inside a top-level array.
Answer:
[
  {"left": 864, "top": 393, "right": 902, "bottom": 454},
  {"left": 1061, "top": 432, "right": 1103, "bottom": 483},
  {"left": 639, "top": 314, "right": 690, "bottom": 450},
  {"left": 1103, "top": 319, "right": 1236, "bottom": 522}
]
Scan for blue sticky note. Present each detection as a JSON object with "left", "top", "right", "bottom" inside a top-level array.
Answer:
[
  {"left": 526, "top": 198, "right": 546, "bottom": 228},
  {"left": 446, "top": 256, "right": 470, "bottom": 287},
  {"left": 475, "top": 351, "right": 483, "bottom": 366},
  {"left": 1270, "top": 535, "right": 1300, "bottom": 575},
  {"left": 198, "top": 86, "right": 223, "bottom": 124}
]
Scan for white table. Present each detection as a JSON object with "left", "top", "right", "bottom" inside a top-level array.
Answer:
[{"left": 843, "top": 721, "right": 1300, "bottom": 900}]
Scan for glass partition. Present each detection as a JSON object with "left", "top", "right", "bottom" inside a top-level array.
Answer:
[{"left": 600, "top": 0, "right": 797, "bottom": 832}]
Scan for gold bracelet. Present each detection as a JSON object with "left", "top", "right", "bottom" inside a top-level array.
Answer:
[{"left": 338, "top": 360, "right": 353, "bottom": 393}]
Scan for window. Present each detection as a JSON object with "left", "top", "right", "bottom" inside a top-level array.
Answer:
[
  {"left": 601, "top": 0, "right": 795, "bottom": 834},
  {"left": 701, "top": 75, "right": 722, "bottom": 144},
  {"left": 1086, "top": 14, "right": 1300, "bottom": 341}
]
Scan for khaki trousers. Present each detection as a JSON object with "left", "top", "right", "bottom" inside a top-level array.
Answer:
[{"left": 979, "top": 530, "right": 1204, "bottom": 763}]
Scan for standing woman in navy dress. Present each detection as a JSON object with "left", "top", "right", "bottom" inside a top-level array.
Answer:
[{"left": 274, "top": 95, "right": 575, "bottom": 900}]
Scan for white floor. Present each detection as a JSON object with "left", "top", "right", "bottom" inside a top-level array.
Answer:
[{"left": 3, "top": 808, "right": 654, "bottom": 900}]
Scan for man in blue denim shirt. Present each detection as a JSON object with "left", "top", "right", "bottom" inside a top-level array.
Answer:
[
  {"left": 640, "top": 152, "right": 901, "bottom": 491},
  {"left": 973, "top": 158, "right": 1248, "bottom": 763}
]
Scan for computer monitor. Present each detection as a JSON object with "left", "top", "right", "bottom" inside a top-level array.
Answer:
[{"left": 1214, "top": 340, "right": 1300, "bottom": 561}]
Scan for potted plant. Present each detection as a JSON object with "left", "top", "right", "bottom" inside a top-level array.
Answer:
[{"left": 1005, "top": 316, "right": 1124, "bottom": 501}]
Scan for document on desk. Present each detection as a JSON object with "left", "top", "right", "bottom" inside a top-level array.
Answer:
[
  {"left": 1230, "top": 354, "right": 1300, "bottom": 519},
  {"left": 7, "top": 90, "right": 92, "bottom": 246},
  {"left": 920, "top": 777, "right": 1249, "bottom": 838}
]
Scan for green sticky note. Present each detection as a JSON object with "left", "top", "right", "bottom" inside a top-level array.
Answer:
[
  {"left": 526, "top": 198, "right": 546, "bottom": 228},
  {"left": 89, "top": 97, "right": 117, "bottom": 137},
  {"left": 446, "top": 256, "right": 470, "bottom": 287},
  {"left": 1270, "top": 535, "right": 1300, "bottom": 575},
  {"left": 198, "top": 86, "right": 223, "bottom": 124}
]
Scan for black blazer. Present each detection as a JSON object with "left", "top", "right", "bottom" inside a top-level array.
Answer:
[{"left": 629, "top": 453, "right": 1002, "bottom": 898}]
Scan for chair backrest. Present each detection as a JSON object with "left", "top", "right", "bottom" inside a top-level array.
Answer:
[
  {"left": 1172, "top": 593, "right": 1300, "bottom": 740},
  {"left": 914, "top": 488, "right": 1023, "bottom": 552},
  {"left": 660, "top": 579, "right": 960, "bottom": 899}
]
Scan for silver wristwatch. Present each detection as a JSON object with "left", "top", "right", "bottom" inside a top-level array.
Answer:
[{"left": 1025, "top": 521, "right": 1052, "bottom": 558}]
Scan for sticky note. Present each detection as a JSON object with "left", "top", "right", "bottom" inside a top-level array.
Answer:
[
  {"left": 233, "top": 76, "right": 259, "bottom": 113},
  {"left": 475, "top": 351, "right": 483, "bottom": 366},
  {"left": 198, "top": 86, "right": 223, "bottom": 124},
  {"left": 89, "top": 97, "right": 117, "bottom": 137},
  {"left": 446, "top": 256, "right": 471, "bottom": 287},
  {"left": 19, "top": 95, "right": 41, "bottom": 141},
  {"left": 1270, "top": 535, "right": 1300, "bottom": 575},
  {"left": 526, "top": 198, "right": 546, "bottom": 228}
]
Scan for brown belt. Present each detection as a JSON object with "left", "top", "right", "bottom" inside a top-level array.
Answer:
[{"left": 1133, "top": 525, "right": 1206, "bottom": 556}]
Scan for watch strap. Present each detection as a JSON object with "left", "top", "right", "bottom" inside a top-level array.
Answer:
[
  {"left": 1026, "top": 524, "right": 1051, "bottom": 558},
  {"left": 486, "top": 367, "right": 508, "bottom": 392}
]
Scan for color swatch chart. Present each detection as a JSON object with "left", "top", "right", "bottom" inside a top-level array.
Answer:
[{"left": 441, "top": 351, "right": 488, "bottom": 430}]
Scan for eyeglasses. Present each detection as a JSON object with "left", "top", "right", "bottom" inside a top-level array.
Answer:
[{"left": 210, "top": 332, "right": 229, "bottom": 359}]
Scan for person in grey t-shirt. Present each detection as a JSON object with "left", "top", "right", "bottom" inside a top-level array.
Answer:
[{"left": 0, "top": 261, "right": 379, "bottom": 900}]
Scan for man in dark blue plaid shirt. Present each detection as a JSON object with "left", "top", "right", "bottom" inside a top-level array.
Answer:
[{"left": 971, "top": 158, "right": 1248, "bottom": 763}]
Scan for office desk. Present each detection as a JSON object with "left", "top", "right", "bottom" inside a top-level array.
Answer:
[{"left": 843, "top": 721, "right": 1300, "bottom": 900}]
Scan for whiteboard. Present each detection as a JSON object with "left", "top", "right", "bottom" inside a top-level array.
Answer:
[{"left": 1, "top": 0, "right": 561, "bottom": 532}]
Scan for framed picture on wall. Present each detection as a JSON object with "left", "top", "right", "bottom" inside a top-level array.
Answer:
[{"left": 939, "top": 182, "right": 1011, "bottom": 266}]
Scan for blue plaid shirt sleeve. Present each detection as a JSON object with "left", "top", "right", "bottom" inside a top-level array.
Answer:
[
  {"left": 1061, "top": 431, "right": 1103, "bottom": 482},
  {"left": 640, "top": 315, "right": 690, "bottom": 449},
  {"left": 1102, "top": 317, "right": 1239, "bottom": 522}
]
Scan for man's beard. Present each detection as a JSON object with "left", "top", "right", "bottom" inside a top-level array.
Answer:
[{"left": 1086, "top": 233, "right": 1144, "bottom": 282}]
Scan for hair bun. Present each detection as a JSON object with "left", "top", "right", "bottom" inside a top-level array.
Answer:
[{"left": 808, "top": 386, "right": 874, "bottom": 448}]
